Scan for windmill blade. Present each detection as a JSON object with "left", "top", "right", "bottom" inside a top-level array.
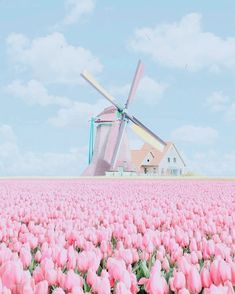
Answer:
[
  {"left": 128, "top": 115, "right": 166, "bottom": 152},
  {"left": 110, "top": 117, "right": 128, "bottom": 169},
  {"left": 130, "top": 123, "right": 166, "bottom": 152},
  {"left": 125, "top": 60, "right": 144, "bottom": 109},
  {"left": 81, "top": 70, "right": 122, "bottom": 110}
]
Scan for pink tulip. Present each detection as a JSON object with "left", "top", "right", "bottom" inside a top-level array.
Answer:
[
  {"left": 230, "top": 262, "right": 235, "bottom": 284},
  {"left": 206, "top": 239, "right": 215, "bottom": 256},
  {"left": 189, "top": 238, "right": 197, "bottom": 252},
  {"left": 52, "top": 288, "right": 65, "bottom": 294},
  {"left": 178, "top": 289, "right": 190, "bottom": 294},
  {"left": 64, "top": 270, "right": 83, "bottom": 291},
  {"left": 35, "top": 251, "right": 42, "bottom": 262},
  {"left": 210, "top": 259, "right": 221, "bottom": 285},
  {"left": 86, "top": 269, "right": 98, "bottom": 287},
  {"left": 96, "top": 276, "right": 111, "bottom": 294},
  {"left": 21, "top": 284, "right": 34, "bottom": 294},
  {"left": 115, "top": 281, "right": 132, "bottom": 294},
  {"left": 200, "top": 267, "right": 212, "bottom": 288},
  {"left": 33, "top": 266, "right": 44, "bottom": 284},
  {"left": 1, "top": 260, "right": 23, "bottom": 290},
  {"left": 20, "top": 248, "right": 32, "bottom": 268},
  {"left": 173, "top": 271, "right": 186, "bottom": 290},
  {"left": 56, "top": 248, "right": 67, "bottom": 267},
  {"left": 218, "top": 259, "right": 232, "bottom": 283},
  {"left": 187, "top": 266, "right": 202, "bottom": 293},
  {"left": 190, "top": 251, "right": 198, "bottom": 264},
  {"left": 178, "top": 256, "right": 190, "bottom": 275},
  {"left": 205, "top": 284, "right": 229, "bottom": 294},
  {"left": 44, "top": 268, "right": 57, "bottom": 285},
  {"left": 35, "top": 280, "right": 48, "bottom": 294},
  {"left": 71, "top": 286, "right": 84, "bottom": 294}
]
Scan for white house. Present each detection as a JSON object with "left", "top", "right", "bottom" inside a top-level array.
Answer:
[{"left": 131, "top": 142, "right": 186, "bottom": 176}]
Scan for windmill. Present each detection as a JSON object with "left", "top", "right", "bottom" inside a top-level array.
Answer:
[{"left": 81, "top": 60, "right": 166, "bottom": 176}]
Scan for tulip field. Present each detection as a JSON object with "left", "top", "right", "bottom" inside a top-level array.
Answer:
[{"left": 0, "top": 179, "right": 234, "bottom": 293}]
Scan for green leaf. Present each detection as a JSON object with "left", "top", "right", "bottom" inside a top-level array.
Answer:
[
  {"left": 28, "top": 258, "right": 39, "bottom": 274},
  {"left": 140, "top": 260, "right": 150, "bottom": 278}
]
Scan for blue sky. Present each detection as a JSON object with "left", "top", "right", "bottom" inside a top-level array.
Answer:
[{"left": 0, "top": 0, "right": 235, "bottom": 176}]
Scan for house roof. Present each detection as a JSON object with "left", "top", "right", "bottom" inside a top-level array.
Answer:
[{"left": 131, "top": 142, "right": 186, "bottom": 168}]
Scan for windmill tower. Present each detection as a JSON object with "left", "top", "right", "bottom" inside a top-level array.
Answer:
[{"left": 81, "top": 61, "right": 166, "bottom": 176}]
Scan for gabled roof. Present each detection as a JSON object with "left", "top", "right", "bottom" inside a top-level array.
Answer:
[{"left": 131, "top": 142, "right": 186, "bottom": 168}]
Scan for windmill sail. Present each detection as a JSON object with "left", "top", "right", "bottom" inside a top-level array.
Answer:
[
  {"left": 125, "top": 60, "right": 144, "bottom": 108},
  {"left": 130, "top": 123, "right": 165, "bottom": 152},
  {"left": 81, "top": 70, "right": 122, "bottom": 110}
]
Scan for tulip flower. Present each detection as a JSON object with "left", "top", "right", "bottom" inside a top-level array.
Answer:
[
  {"left": 35, "top": 280, "right": 48, "bottom": 294},
  {"left": 187, "top": 266, "right": 202, "bottom": 293}
]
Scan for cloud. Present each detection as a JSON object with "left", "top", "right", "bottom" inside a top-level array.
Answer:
[
  {"left": 48, "top": 99, "right": 108, "bottom": 128},
  {"left": 0, "top": 124, "right": 87, "bottom": 176},
  {"left": 0, "top": 124, "right": 17, "bottom": 143},
  {"left": 186, "top": 149, "right": 235, "bottom": 176},
  {"left": 205, "top": 91, "right": 235, "bottom": 121},
  {"left": 206, "top": 91, "right": 230, "bottom": 112},
  {"left": 129, "top": 13, "right": 235, "bottom": 71},
  {"left": 0, "top": 125, "right": 18, "bottom": 159},
  {"left": 7, "top": 148, "right": 87, "bottom": 176},
  {"left": 171, "top": 125, "right": 218, "bottom": 145},
  {"left": 6, "top": 32, "right": 103, "bottom": 84},
  {"left": 63, "top": 0, "right": 95, "bottom": 25},
  {"left": 110, "top": 75, "right": 167, "bottom": 105},
  {"left": 226, "top": 102, "right": 235, "bottom": 121},
  {"left": 6, "top": 80, "right": 71, "bottom": 107}
]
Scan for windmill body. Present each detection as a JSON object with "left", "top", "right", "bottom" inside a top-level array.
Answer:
[
  {"left": 83, "top": 106, "right": 133, "bottom": 176},
  {"left": 81, "top": 61, "right": 166, "bottom": 176}
]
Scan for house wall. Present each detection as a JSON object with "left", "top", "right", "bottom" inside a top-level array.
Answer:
[
  {"left": 142, "top": 153, "right": 154, "bottom": 165},
  {"left": 140, "top": 166, "right": 159, "bottom": 175},
  {"left": 159, "top": 146, "right": 185, "bottom": 176}
]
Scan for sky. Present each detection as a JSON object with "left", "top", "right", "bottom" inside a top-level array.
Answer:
[{"left": 0, "top": 0, "right": 235, "bottom": 176}]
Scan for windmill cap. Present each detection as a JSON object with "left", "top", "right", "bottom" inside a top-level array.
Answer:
[{"left": 97, "top": 106, "right": 117, "bottom": 121}]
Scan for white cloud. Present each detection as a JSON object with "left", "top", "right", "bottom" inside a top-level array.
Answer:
[
  {"left": 110, "top": 75, "right": 167, "bottom": 105},
  {"left": 171, "top": 125, "right": 218, "bottom": 145},
  {"left": 7, "top": 148, "right": 87, "bottom": 176},
  {"left": 205, "top": 91, "right": 235, "bottom": 121},
  {"left": 0, "top": 125, "right": 18, "bottom": 159},
  {"left": 0, "top": 124, "right": 87, "bottom": 176},
  {"left": 226, "top": 102, "right": 235, "bottom": 121},
  {"left": 206, "top": 91, "right": 230, "bottom": 112},
  {"left": 48, "top": 99, "right": 108, "bottom": 128},
  {"left": 6, "top": 32, "right": 103, "bottom": 84},
  {"left": 186, "top": 150, "right": 235, "bottom": 177},
  {"left": 0, "top": 124, "right": 17, "bottom": 143},
  {"left": 6, "top": 80, "right": 71, "bottom": 107},
  {"left": 63, "top": 0, "right": 95, "bottom": 25},
  {"left": 129, "top": 13, "right": 235, "bottom": 71}
]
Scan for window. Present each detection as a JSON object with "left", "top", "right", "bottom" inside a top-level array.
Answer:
[
  {"left": 147, "top": 159, "right": 150, "bottom": 162},
  {"left": 174, "top": 157, "right": 176, "bottom": 163},
  {"left": 168, "top": 157, "right": 170, "bottom": 163}
]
